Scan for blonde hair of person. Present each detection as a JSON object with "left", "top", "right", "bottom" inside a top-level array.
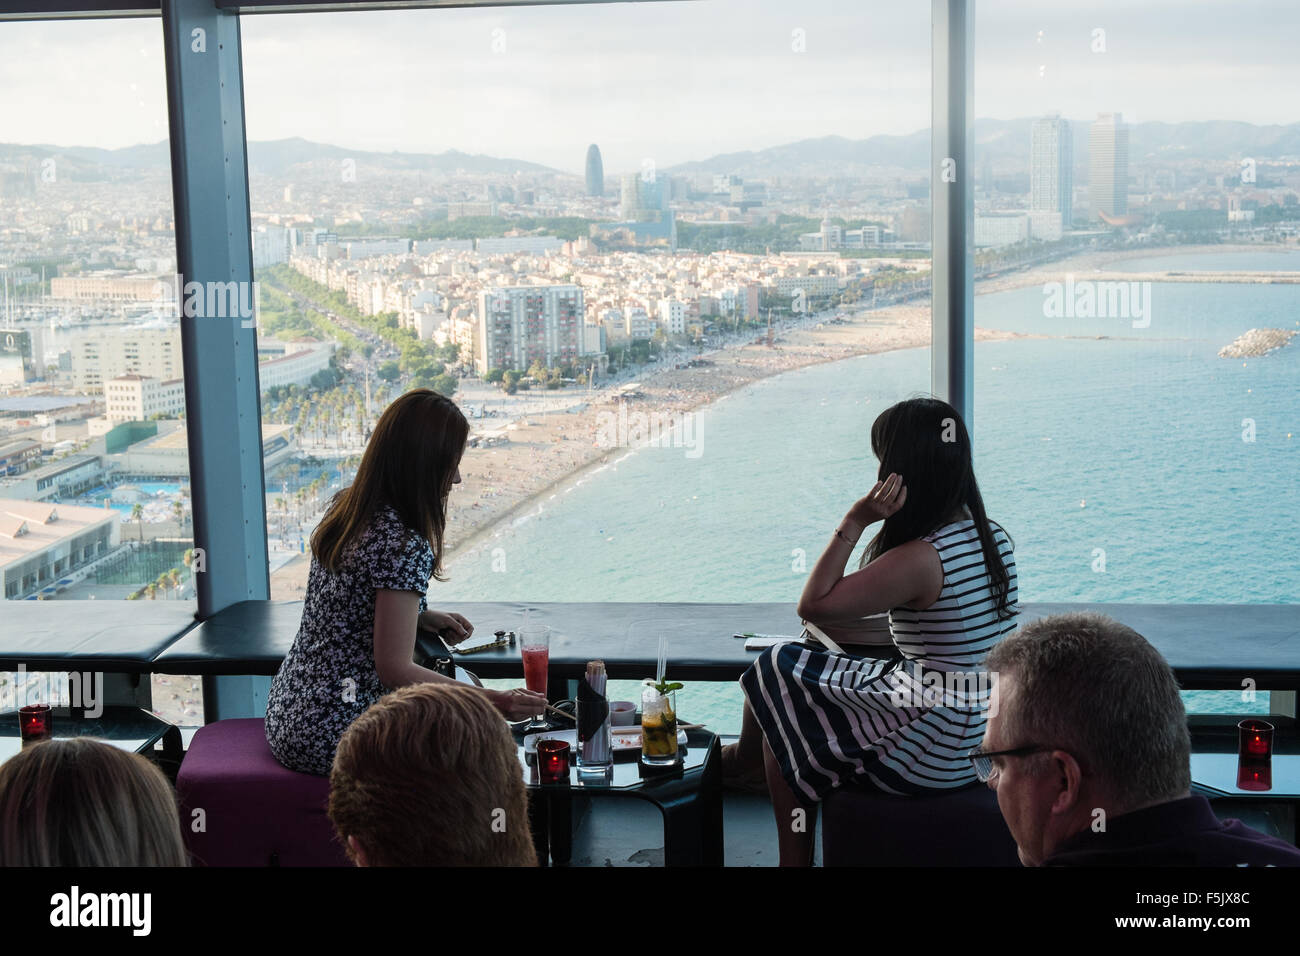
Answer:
[
  {"left": 0, "top": 737, "right": 188, "bottom": 866},
  {"left": 330, "top": 683, "right": 537, "bottom": 866}
]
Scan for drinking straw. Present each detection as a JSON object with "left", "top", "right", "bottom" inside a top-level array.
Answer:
[{"left": 656, "top": 634, "right": 667, "bottom": 686}]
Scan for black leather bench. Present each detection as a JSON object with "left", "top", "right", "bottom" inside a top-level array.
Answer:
[{"left": 822, "top": 783, "right": 1021, "bottom": 866}]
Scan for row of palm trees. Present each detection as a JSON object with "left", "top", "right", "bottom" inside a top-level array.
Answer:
[
  {"left": 263, "top": 380, "right": 389, "bottom": 451},
  {"left": 273, "top": 469, "right": 334, "bottom": 529}
]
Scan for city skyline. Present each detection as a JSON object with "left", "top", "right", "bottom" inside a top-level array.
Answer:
[
  {"left": 5, "top": 111, "right": 1299, "bottom": 186},
  {"left": 2, "top": 0, "right": 1299, "bottom": 174}
]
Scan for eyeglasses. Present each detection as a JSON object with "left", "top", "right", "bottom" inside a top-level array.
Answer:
[{"left": 968, "top": 744, "right": 1049, "bottom": 782}]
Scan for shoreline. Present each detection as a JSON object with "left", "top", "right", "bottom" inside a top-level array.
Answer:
[
  {"left": 266, "top": 240, "right": 1297, "bottom": 597},
  {"left": 440, "top": 311, "right": 1046, "bottom": 567},
  {"left": 444, "top": 318, "right": 983, "bottom": 566}
]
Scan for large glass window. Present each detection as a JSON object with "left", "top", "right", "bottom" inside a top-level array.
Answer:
[
  {"left": 0, "top": 16, "right": 200, "bottom": 724},
  {"left": 241, "top": 2, "right": 933, "bottom": 731},
  {"left": 974, "top": 0, "right": 1300, "bottom": 713}
]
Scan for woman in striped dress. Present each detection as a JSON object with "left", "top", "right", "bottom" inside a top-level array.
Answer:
[{"left": 734, "top": 397, "right": 1019, "bottom": 866}]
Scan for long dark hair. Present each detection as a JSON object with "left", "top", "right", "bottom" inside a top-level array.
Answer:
[
  {"left": 312, "top": 388, "right": 468, "bottom": 581},
  {"left": 859, "top": 397, "right": 1015, "bottom": 620}
]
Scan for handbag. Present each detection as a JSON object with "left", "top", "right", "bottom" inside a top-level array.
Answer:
[
  {"left": 802, "top": 615, "right": 903, "bottom": 661},
  {"left": 801, "top": 620, "right": 847, "bottom": 655}
]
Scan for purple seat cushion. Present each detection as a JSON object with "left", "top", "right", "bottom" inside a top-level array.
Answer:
[
  {"left": 175, "top": 718, "right": 350, "bottom": 867},
  {"left": 822, "top": 782, "right": 1022, "bottom": 866}
]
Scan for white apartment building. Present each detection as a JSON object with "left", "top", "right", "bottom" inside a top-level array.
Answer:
[
  {"left": 435, "top": 308, "right": 478, "bottom": 359},
  {"left": 257, "top": 342, "right": 336, "bottom": 390},
  {"left": 582, "top": 324, "right": 606, "bottom": 356},
  {"left": 624, "top": 305, "right": 653, "bottom": 340},
  {"left": 773, "top": 275, "right": 839, "bottom": 299},
  {"left": 842, "top": 225, "right": 884, "bottom": 248},
  {"left": 448, "top": 201, "right": 498, "bottom": 219},
  {"left": 252, "top": 224, "right": 296, "bottom": 268},
  {"left": 407, "top": 309, "right": 448, "bottom": 340},
  {"left": 104, "top": 374, "right": 186, "bottom": 422},
  {"left": 657, "top": 298, "right": 686, "bottom": 335},
  {"left": 49, "top": 275, "right": 164, "bottom": 302},
  {"left": 1031, "top": 115, "right": 1074, "bottom": 229},
  {"left": 975, "top": 213, "right": 1031, "bottom": 248},
  {"left": 476, "top": 285, "right": 585, "bottom": 372},
  {"left": 414, "top": 238, "right": 474, "bottom": 254},
  {"left": 345, "top": 238, "right": 411, "bottom": 259},
  {"left": 73, "top": 326, "right": 183, "bottom": 391},
  {"left": 476, "top": 236, "right": 563, "bottom": 256}
]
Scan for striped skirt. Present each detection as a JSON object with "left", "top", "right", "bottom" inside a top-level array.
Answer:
[{"left": 739, "top": 641, "right": 991, "bottom": 802}]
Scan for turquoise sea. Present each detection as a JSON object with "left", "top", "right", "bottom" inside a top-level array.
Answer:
[{"left": 445, "top": 251, "right": 1300, "bottom": 732}]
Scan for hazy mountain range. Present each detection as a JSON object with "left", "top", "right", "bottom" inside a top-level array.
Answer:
[{"left": 3, "top": 119, "right": 1298, "bottom": 183}]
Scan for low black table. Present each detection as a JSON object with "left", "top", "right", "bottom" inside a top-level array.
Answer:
[
  {"left": 517, "top": 725, "right": 724, "bottom": 867},
  {"left": 0, "top": 705, "right": 181, "bottom": 766}
]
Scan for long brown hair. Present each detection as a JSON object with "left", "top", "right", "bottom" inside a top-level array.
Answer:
[
  {"left": 859, "top": 397, "right": 1016, "bottom": 620},
  {"left": 329, "top": 683, "right": 537, "bottom": 866},
  {"left": 0, "top": 738, "right": 188, "bottom": 866},
  {"left": 312, "top": 388, "right": 468, "bottom": 580}
]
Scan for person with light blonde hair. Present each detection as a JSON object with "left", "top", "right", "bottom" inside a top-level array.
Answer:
[
  {"left": 0, "top": 738, "right": 188, "bottom": 867},
  {"left": 329, "top": 682, "right": 537, "bottom": 867}
]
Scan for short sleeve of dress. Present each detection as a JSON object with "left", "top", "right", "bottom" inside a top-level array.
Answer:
[{"left": 366, "top": 514, "right": 434, "bottom": 596}]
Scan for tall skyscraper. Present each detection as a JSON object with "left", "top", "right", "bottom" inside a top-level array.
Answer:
[
  {"left": 1088, "top": 113, "right": 1129, "bottom": 221},
  {"left": 585, "top": 144, "right": 604, "bottom": 197},
  {"left": 619, "top": 172, "right": 668, "bottom": 221},
  {"left": 1031, "top": 114, "right": 1073, "bottom": 228}
]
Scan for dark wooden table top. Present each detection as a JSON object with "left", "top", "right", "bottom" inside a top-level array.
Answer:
[{"left": 148, "top": 599, "right": 1300, "bottom": 690}]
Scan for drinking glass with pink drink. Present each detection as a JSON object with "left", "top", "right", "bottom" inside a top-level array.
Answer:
[{"left": 519, "top": 623, "right": 551, "bottom": 730}]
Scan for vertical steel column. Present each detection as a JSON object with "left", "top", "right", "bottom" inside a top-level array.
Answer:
[
  {"left": 931, "top": 0, "right": 975, "bottom": 434},
  {"left": 162, "top": 0, "right": 269, "bottom": 719}
]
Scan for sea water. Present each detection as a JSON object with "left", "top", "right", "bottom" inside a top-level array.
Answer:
[{"left": 446, "top": 255, "right": 1300, "bottom": 732}]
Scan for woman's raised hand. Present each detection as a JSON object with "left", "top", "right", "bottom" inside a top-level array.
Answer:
[{"left": 847, "top": 473, "right": 908, "bottom": 525}]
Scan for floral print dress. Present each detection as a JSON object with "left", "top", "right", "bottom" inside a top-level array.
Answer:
[{"left": 265, "top": 506, "right": 434, "bottom": 775}]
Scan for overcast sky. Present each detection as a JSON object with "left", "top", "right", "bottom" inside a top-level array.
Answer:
[{"left": 1, "top": 0, "right": 1297, "bottom": 174}]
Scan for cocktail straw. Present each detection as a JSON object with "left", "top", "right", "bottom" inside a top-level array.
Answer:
[{"left": 656, "top": 634, "right": 667, "bottom": 686}]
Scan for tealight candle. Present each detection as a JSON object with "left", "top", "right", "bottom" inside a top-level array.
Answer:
[
  {"left": 1238, "top": 719, "right": 1274, "bottom": 759},
  {"left": 19, "top": 704, "right": 52, "bottom": 745},
  {"left": 537, "top": 739, "right": 570, "bottom": 785}
]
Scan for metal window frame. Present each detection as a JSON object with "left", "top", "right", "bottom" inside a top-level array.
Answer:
[
  {"left": 931, "top": 0, "right": 974, "bottom": 433},
  {"left": 161, "top": 0, "right": 271, "bottom": 719},
  {"left": 2, "top": 0, "right": 982, "bottom": 719}
]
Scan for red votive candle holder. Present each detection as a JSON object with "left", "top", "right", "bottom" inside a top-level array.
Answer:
[
  {"left": 1236, "top": 718, "right": 1274, "bottom": 792},
  {"left": 19, "top": 704, "right": 53, "bottom": 745},
  {"left": 537, "top": 739, "right": 570, "bottom": 784},
  {"left": 1239, "top": 719, "right": 1273, "bottom": 757}
]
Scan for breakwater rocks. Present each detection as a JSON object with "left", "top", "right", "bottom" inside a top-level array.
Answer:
[{"left": 1218, "top": 328, "right": 1297, "bottom": 358}]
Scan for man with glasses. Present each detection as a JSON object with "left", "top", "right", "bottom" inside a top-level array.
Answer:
[{"left": 971, "top": 612, "right": 1300, "bottom": 866}]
